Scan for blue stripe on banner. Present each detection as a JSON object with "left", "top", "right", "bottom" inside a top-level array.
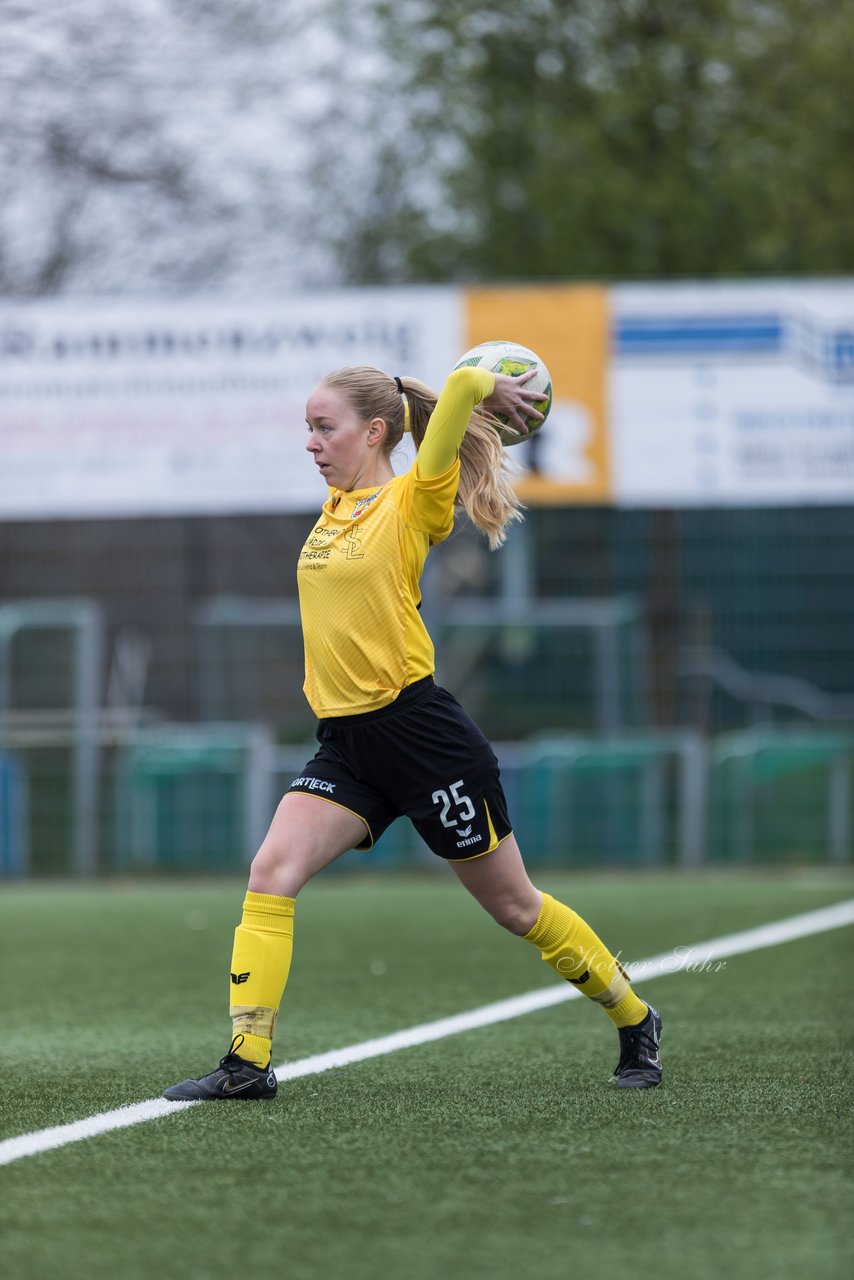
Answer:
[{"left": 616, "top": 315, "right": 784, "bottom": 355}]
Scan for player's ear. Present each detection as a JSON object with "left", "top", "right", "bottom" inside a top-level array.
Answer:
[{"left": 366, "top": 416, "right": 387, "bottom": 447}]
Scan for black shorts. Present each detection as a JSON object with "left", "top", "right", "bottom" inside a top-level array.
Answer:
[{"left": 287, "top": 677, "right": 513, "bottom": 860}]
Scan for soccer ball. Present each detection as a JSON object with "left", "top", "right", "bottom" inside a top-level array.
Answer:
[{"left": 454, "top": 339, "right": 553, "bottom": 444}]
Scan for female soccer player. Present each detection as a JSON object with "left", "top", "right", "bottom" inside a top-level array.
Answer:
[{"left": 164, "top": 363, "right": 662, "bottom": 1099}]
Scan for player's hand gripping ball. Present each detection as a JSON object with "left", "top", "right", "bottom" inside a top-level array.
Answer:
[{"left": 454, "top": 340, "right": 552, "bottom": 444}]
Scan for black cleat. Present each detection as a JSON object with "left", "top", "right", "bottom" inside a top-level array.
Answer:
[
  {"left": 163, "top": 1037, "right": 278, "bottom": 1101},
  {"left": 612, "top": 1004, "right": 662, "bottom": 1089}
]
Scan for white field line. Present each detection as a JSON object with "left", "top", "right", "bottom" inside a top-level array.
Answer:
[{"left": 2, "top": 897, "right": 853, "bottom": 1169}]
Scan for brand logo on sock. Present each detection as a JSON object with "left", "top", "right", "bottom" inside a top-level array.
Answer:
[
  {"left": 567, "top": 969, "right": 591, "bottom": 985},
  {"left": 231, "top": 971, "right": 250, "bottom": 985}
]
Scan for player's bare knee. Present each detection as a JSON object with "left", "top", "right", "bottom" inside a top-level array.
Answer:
[
  {"left": 247, "top": 843, "right": 283, "bottom": 893},
  {"left": 490, "top": 897, "right": 539, "bottom": 936},
  {"left": 248, "top": 837, "right": 313, "bottom": 896}
]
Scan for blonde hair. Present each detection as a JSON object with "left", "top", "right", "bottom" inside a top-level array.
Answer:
[{"left": 320, "top": 366, "right": 523, "bottom": 550}]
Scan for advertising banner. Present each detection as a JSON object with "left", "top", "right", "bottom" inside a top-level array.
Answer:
[
  {"left": 611, "top": 281, "right": 854, "bottom": 506},
  {"left": 0, "top": 291, "right": 461, "bottom": 519},
  {"left": 1, "top": 281, "right": 852, "bottom": 519},
  {"left": 463, "top": 285, "right": 612, "bottom": 505}
]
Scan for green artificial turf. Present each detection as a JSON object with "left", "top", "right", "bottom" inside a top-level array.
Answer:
[{"left": 1, "top": 870, "right": 852, "bottom": 1280}]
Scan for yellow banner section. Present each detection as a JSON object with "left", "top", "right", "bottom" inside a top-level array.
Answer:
[{"left": 464, "top": 285, "right": 611, "bottom": 504}]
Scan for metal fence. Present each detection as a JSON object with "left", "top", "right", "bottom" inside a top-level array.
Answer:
[{"left": 1, "top": 500, "right": 853, "bottom": 877}]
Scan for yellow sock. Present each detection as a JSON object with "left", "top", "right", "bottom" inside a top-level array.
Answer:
[
  {"left": 228, "top": 890, "right": 295, "bottom": 1066},
  {"left": 524, "top": 893, "right": 648, "bottom": 1028}
]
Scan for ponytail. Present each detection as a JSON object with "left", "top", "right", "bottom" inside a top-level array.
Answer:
[{"left": 401, "top": 378, "right": 524, "bottom": 551}]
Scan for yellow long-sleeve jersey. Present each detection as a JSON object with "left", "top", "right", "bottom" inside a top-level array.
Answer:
[{"left": 296, "top": 366, "right": 496, "bottom": 718}]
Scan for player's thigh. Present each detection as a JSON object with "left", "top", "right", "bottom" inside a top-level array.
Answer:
[
  {"left": 250, "top": 791, "right": 367, "bottom": 895},
  {"left": 449, "top": 834, "right": 542, "bottom": 934}
]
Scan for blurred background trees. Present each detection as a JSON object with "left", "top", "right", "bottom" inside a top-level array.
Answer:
[
  {"left": 1, "top": 0, "right": 852, "bottom": 296},
  {"left": 340, "top": 0, "right": 854, "bottom": 281}
]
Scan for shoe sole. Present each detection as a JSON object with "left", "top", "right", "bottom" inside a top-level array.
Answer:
[
  {"left": 613, "top": 1073, "right": 661, "bottom": 1089},
  {"left": 163, "top": 1090, "right": 277, "bottom": 1101}
]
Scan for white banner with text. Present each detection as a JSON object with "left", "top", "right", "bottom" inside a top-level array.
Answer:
[{"left": 1, "top": 281, "right": 852, "bottom": 518}]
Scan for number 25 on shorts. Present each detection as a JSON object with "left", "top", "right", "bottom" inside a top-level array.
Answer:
[{"left": 432, "top": 779, "right": 476, "bottom": 828}]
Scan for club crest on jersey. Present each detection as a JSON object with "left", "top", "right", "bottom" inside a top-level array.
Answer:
[{"left": 352, "top": 492, "right": 380, "bottom": 518}]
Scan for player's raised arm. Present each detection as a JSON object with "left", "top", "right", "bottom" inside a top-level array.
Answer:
[{"left": 414, "top": 366, "right": 545, "bottom": 479}]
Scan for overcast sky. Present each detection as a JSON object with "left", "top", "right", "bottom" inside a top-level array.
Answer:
[{"left": 0, "top": 0, "right": 392, "bottom": 295}]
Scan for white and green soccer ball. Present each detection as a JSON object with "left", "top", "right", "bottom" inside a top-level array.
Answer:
[{"left": 453, "top": 339, "right": 553, "bottom": 444}]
